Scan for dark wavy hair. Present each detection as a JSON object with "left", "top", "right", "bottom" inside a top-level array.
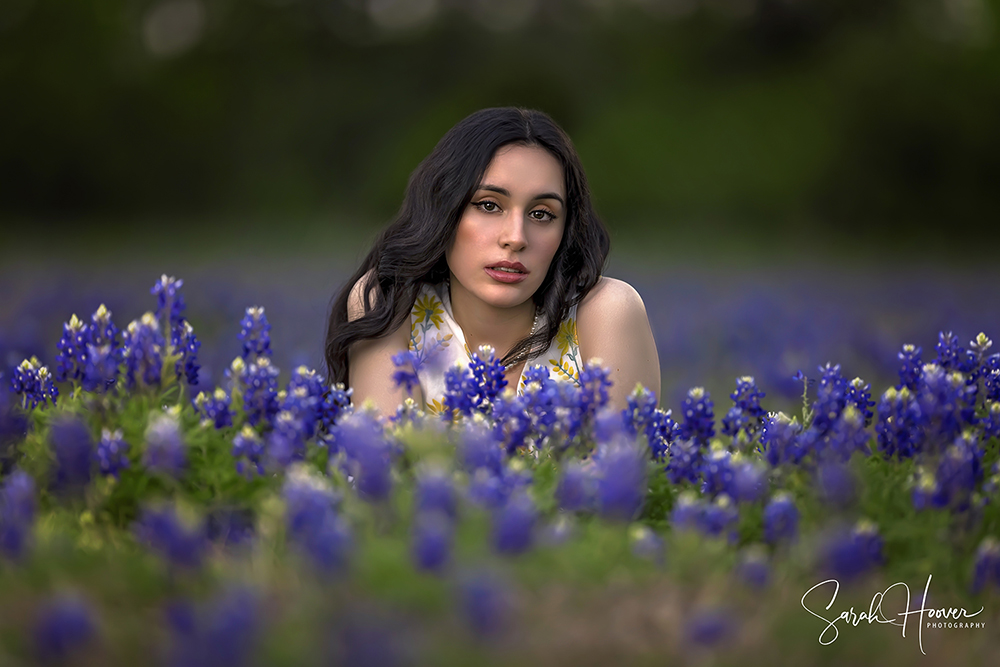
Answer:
[{"left": 324, "top": 107, "right": 610, "bottom": 386}]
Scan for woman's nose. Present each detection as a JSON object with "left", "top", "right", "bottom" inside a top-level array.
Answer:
[{"left": 498, "top": 213, "right": 527, "bottom": 251}]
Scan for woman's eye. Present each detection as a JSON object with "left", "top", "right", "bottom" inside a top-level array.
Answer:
[
  {"left": 474, "top": 201, "right": 499, "bottom": 213},
  {"left": 530, "top": 209, "right": 556, "bottom": 221}
]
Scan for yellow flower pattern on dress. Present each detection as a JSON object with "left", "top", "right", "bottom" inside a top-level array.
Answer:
[{"left": 408, "top": 283, "right": 581, "bottom": 411}]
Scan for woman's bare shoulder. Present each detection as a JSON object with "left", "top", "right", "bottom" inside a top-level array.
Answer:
[{"left": 578, "top": 276, "right": 648, "bottom": 320}]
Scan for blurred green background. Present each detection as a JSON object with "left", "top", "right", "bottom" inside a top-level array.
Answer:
[{"left": 1, "top": 0, "right": 998, "bottom": 264}]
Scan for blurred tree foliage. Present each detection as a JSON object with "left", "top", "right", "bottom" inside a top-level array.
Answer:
[{"left": 1, "top": 0, "right": 998, "bottom": 248}]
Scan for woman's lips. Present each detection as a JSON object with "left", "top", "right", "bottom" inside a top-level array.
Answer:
[{"left": 484, "top": 267, "right": 528, "bottom": 283}]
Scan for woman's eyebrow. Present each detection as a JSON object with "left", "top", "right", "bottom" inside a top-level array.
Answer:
[{"left": 477, "top": 184, "right": 565, "bottom": 206}]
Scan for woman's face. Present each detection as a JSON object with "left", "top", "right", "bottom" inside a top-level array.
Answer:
[{"left": 446, "top": 144, "right": 566, "bottom": 312}]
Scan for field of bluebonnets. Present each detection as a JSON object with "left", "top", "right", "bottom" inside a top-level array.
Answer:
[{"left": 2, "top": 266, "right": 1000, "bottom": 666}]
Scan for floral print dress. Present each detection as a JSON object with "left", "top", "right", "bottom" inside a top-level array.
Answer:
[{"left": 408, "top": 282, "right": 582, "bottom": 414}]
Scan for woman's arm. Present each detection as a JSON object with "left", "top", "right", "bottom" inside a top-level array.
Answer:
[
  {"left": 346, "top": 273, "right": 421, "bottom": 416},
  {"left": 576, "top": 277, "right": 661, "bottom": 410}
]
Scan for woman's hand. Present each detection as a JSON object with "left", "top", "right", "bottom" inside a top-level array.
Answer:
[{"left": 577, "top": 277, "right": 661, "bottom": 410}]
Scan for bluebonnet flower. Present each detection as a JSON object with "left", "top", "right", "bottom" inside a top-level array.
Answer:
[
  {"left": 555, "top": 461, "right": 596, "bottom": 512},
  {"left": 678, "top": 387, "right": 715, "bottom": 446},
  {"left": 492, "top": 491, "right": 536, "bottom": 555},
  {"left": 232, "top": 425, "right": 265, "bottom": 478},
  {"left": 320, "top": 382, "right": 353, "bottom": 432},
  {"left": 49, "top": 415, "right": 94, "bottom": 493},
  {"left": 817, "top": 461, "right": 856, "bottom": 508},
  {"left": 242, "top": 356, "right": 280, "bottom": 427},
  {"left": 443, "top": 346, "right": 507, "bottom": 419},
  {"left": 935, "top": 331, "right": 976, "bottom": 374},
  {"left": 698, "top": 494, "right": 739, "bottom": 541},
  {"left": 88, "top": 303, "right": 119, "bottom": 349},
  {"left": 415, "top": 468, "right": 458, "bottom": 519},
  {"left": 95, "top": 428, "right": 129, "bottom": 478},
  {"left": 722, "top": 376, "right": 766, "bottom": 443},
  {"left": 563, "top": 360, "right": 613, "bottom": 441},
  {"left": 916, "top": 363, "right": 977, "bottom": 448},
  {"left": 736, "top": 547, "right": 770, "bottom": 589},
  {"left": 969, "top": 332, "right": 993, "bottom": 363},
  {"left": 928, "top": 432, "right": 983, "bottom": 510},
  {"left": 81, "top": 343, "right": 119, "bottom": 393},
  {"left": 666, "top": 437, "right": 703, "bottom": 485},
  {"left": 595, "top": 441, "right": 647, "bottom": 521},
  {"left": 727, "top": 456, "right": 767, "bottom": 503},
  {"left": 820, "top": 404, "right": 872, "bottom": 463},
  {"left": 11, "top": 357, "right": 58, "bottom": 409},
  {"left": 897, "top": 344, "right": 923, "bottom": 391},
  {"left": 490, "top": 390, "right": 533, "bottom": 453},
  {"left": 333, "top": 412, "right": 394, "bottom": 502},
  {"left": 165, "top": 587, "right": 259, "bottom": 667},
  {"left": 238, "top": 306, "right": 271, "bottom": 361},
  {"left": 123, "top": 313, "right": 165, "bottom": 388},
  {"left": 283, "top": 367, "right": 326, "bottom": 438},
  {"left": 982, "top": 401, "right": 1000, "bottom": 440},
  {"left": 876, "top": 387, "right": 921, "bottom": 459},
  {"left": 760, "top": 412, "right": 802, "bottom": 467},
  {"left": 0, "top": 383, "right": 29, "bottom": 459},
  {"left": 391, "top": 350, "right": 421, "bottom": 395},
  {"left": 983, "top": 355, "right": 1000, "bottom": 403},
  {"left": 55, "top": 314, "right": 89, "bottom": 382},
  {"left": 0, "top": 470, "right": 35, "bottom": 559},
  {"left": 670, "top": 492, "right": 703, "bottom": 531},
  {"left": 971, "top": 538, "right": 1000, "bottom": 595},
  {"left": 283, "top": 466, "right": 352, "bottom": 572},
  {"left": 134, "top": 504, "right": 208, "bottom": 569},
  {"left": 910, "top": 466, "right": 937, "bottom": 511},
  {"left": 467, "top": 464, "right": 531, "bottom": 510},
  {"left": 700, "top": 444, "right": 734, "bottom": 497},
  {"left": 33, "top": 595, "right": 97, "bottom": 663},
  {"left": 845, "top": 377, "right": 874, "bottom": 426},
  {"left": 459, "top": 571, "right": 510, "bottom": 639},
  {"left": 685, "top": 608, "right": 735, "bottom": 647},
  {"left": 818, "top": 522, "right": 882, "bottom": 582},
  {"left": 194, "top": 388, "right": 233, "bottom": 430},
  {"left": 267, "top": 410, "right": 308, "bottom": 468},
  {"left": 810, "top": 363, "right": 848, "bottom": 436},
  {"left": 144, "top": 411, "right": 186, "bottom": 477},
  {"left": 152, "top": 274, "right": 187, "bottom": 329},
  {"left": 412, "top": 511, "right": 453, "bottom": 573},
  {"left": 171, "top": 319, "right": 201, "bottom": 387},
  {"left": 629, "top": 524, "right": 664, "bottom": 564},
  {"left": 622, "top": 386, "right": 675, "bottom": 460},
  {"left": 205, "top": 508, "right": 255, "bottom": 549},
  {"left": 459, "top": 422, "right": 504, "bottom": 477},
  {"left": 763, "top": 493, "right": 799, "bottom": 543}
]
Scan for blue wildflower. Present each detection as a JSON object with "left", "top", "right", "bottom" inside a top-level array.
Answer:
[
  {"left": 205, "top": 509, "right": 255, "bottom": 549},
  {"left": 678, "top": 387, "right": 715, "bottom": 446},
  {"left": 81, "top": 343, "right": 120, "bottom": 393},
  {"left": 171, "top": 319, "right": 201, "bottom": 387},
  {"left": 55, "top": 314, "right": 89, "bottom": 382},
  {"left": 700, "top": 444, "right": 734, "bottom": 498},
  {"left": 412, "top": 511, "right": 453, "bottom": 573},
  {"left": 698, "top": 494, "right": 739, "bottom": 541},
  {"left": 152, "top": 274, "right": 187, "bottom": 329},
  {"left": 622, "top": 386, "right": 675, "bottom": 460},
  {"left": 810, "top": 363, "right": 848, "bottom": 436},
  {"left": 595, "top": 441, "right": 647, "bottom": 522},
  {"left": 459, "top": 571, "right": 510, "bottom": 639},
  {"left": 391, "top": 350, "right": 421, "bottom": 395},
  {"left": 555, "top": 461, "right": 597, "bottom": 512},
  {"left": 238, "top": 306, "right": 271, "bottom": 361},
  {"left": 490, "top": 390, "right": 533, "bottom": 454},
  {"left": 459, "top": 422, "right": 504, "bottom": 477},
  {"left": 11, "top": 357, "right": 58, "bottom": 409},
  {"left": 242, "top": 356, "right": 280, "bottom": 427},
  {"left": 320, "top": 382, "right": 353, "bottom": 431},
  {"left": 194, "top": 388, "right": 233, "bottom": 430},
  {"left": 491, "top": 491, "right": 537, "bottom": 555},
  {"left": 283, "top": 466, "right": 352, "bottom": 572},
  {"left": 817, "top": 461, "right": 856, "bottom": 508},
  {"left": 0, "top": 470, "right": 35, "bottom": 559},
  {"left": 231, "top": 425, "right": 265, "bottom": 479},
  {"left": 685, "top": 608, "right": 735, "bottom": 647},
  {"left": 123, "top": 313, "right": 164, "bottom": 388},
  {"left": 845, "top": 377, "right": 874, "bottom": 427},
  {"left": 95, "top": 428, "right": 129, "bottom": 478},
  {"left": 670, "top": 492, "right": 703, "bottom": 531},
  {"left": 896, "top": 344, "right": 923, "bottom": 391},
  {"left": 49, "top": 415, "right": 94, "bottom": 494},
  {"left": 821, "top": 404, "right": 871, "bottom": 462},
  {"left": 134, "top": 504, "right": 208, "bottom": 569},
  {"left": 853, "top": 519, "right": 884, "bottom": 566},
  {"left": 875, "top": 387, "right": 921, "bottom": 459},
  {"left": 333, "top": 412, "right": 393, "bottom": 502},
  {"left": 666, "top": 437, "right": 703, "bottom": 485},
  {"left": 760, "top": 412, "right": 802, "bottom": 467},
  {"left": 983, "top": 355, "right": 1000, "bottom": 403},
  {"left": 415, "top": 468, "right": 458, "bottom": 520},
  {"left": 728, "top": 456, "right": 767, "bottom": 503},
  {"left": 818, "top": 522, "right": 880, "bottom": 582},
  {"left": 930, "top": 432, "right": 983, "bottom": 510},
  {"left": 971, "top": 538, "right": 1000, "bottom": 595},
  {"left": 87, "top": 303, "right": 119, "bottom": 349},
  {"left": 34, "top": 595, "right": 97, "bottom": 663},
  {"left": 982, "top": 401, "right": 1000, "bottom": 440},
  {"left": 736, "top": 547, "right": 770, "bottom": 589},
  {"left": 165, "top": 587, "right": 259, "bottom": 667},
  {"left": 282, "top": 366, "right": 326, "bottom": 438},
  {"left": 935, "top": 331, "right": 976, "bottom": 374},
  {"left": 722, "top": 376, "right": 766, "bottom": 443},
  {"left": 267, "top": 410, "right": 308, "bottom": 468},
  {"left": 144, "top": 411, "right": 186, "bottom": 477},
  {"left": 763, "top": 493, "right": 799, "bottom": 544}
]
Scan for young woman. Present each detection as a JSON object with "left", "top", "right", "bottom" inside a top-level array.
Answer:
[{"left": 324, "top": 107, "right": 659, "bottom": 416}]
